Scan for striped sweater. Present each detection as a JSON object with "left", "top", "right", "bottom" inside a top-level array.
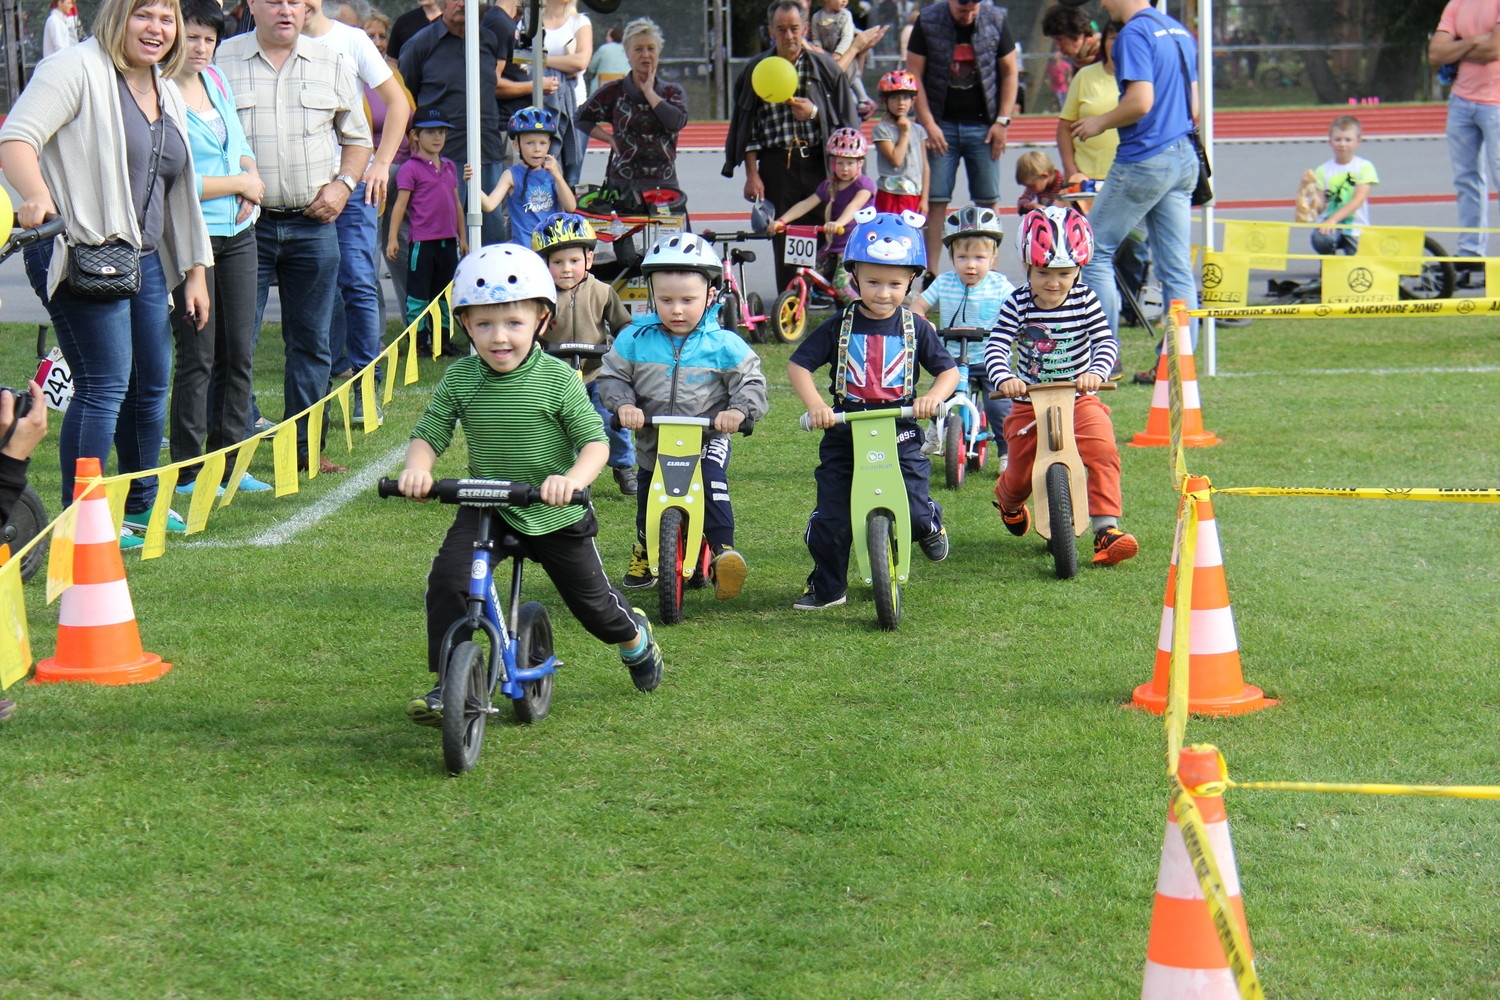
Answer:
[
  {"left": 411, "top": 347, "right": 606, "bottom": 535},
  {"left": 984, "top": 283, "right": 1117, "bottom": 388}
]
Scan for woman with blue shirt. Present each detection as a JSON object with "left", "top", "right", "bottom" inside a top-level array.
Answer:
[{"left": 169, "top": 0, "right": 271, "bottom": 494}]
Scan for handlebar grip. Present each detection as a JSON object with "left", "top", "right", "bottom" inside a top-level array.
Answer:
[{"left": 377, "top": 476, "right": 402, "bottom": 498}]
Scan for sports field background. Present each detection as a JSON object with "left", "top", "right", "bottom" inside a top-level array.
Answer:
[{"left": 2, "top": 314, "right": 1498, "bottom": 998}]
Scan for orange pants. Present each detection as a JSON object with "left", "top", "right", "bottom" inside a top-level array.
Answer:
[{"left": 994, "top": 394, "right": 1122, "bottom": 517}]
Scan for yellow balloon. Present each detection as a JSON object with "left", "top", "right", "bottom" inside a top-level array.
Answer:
[
  {"left": 751, "top": 56, "right": 798, "bottom": 105},
  {"left": 0, "top": 187, "right": 12, "bottom": 250}
]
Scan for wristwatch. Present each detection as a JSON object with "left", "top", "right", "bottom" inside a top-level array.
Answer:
[
  {"left": 335, "top": 173, "right": 358, "bottom": 192},
  {"left": 995, "top": 116, "right": 1012, "bottom": 127}
]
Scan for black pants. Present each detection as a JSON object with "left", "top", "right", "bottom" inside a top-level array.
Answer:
[
  {"left": 424, "top": 506, "right": 638, "bottom": 672},
  {"left": 171, "top": 227, "right": 259, "bottom": 478},
  {"left": 634, "top": 436, "right": 735, "bottom": 550},
  {"left": 805, "top": 420, "right": 942, "bottom": 600},
  {"left": 761, "top": 145, "right": 827, "bottom": 289}
]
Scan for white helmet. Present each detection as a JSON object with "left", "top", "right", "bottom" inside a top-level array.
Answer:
[
  {"left": 640, "top": 232, "right": 723, "bottom": 287},
  {"left": 452, "top": 244, "right": 557, "bottom": 311},
  {"left": 941, "top": 205, "right": 1005, "bottom": 248}
]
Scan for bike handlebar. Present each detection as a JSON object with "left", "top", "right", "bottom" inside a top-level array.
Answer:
[
  {"left": 699, "top": 229, "right": 776, "bottom": 244},
  {"left": 1, "top": 217, "right": 65, "bottom": 263},
  {"left": 609, "top": 412, "right": 755, "bottom": 436},
  {"left": 378, "top": 477, "right": 590, "bottom": 506},
  {"left": 799, "top": 406, "right": 915, "bottom": 431},
  {"left": 986, "top": 380, "right": 1117, "bottom": 400}
]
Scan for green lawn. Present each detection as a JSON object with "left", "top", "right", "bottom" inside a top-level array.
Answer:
[{"left": 2, "top": 314, "right": 1498, "bottom": 998}]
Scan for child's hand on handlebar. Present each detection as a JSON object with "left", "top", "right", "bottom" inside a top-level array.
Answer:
[
  {"left": 397, "top": 468, "right": 434, "bottom": 500},
  {"left": 912, "top": 393, "right": 945, "bottom": 420},
  {"left": 804, "top": 404, "right": 836, "bottom": 429},
  {"left": 713, "top": 408, "right": 745, "bottom": 433},
  {"left": 617, "top": 404, "right": 645, "bottom": 430},
  {"left": 999, "top": 378, "right": 1028, "bottom": 399},
  {"left": 539, "top": 473, "right": 585, "bottom": 507},
  {"left": 1076, "top": 373, "right": 1103, "bottom": 393}
]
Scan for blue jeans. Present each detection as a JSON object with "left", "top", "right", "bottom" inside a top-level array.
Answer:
[
  {"left": 1081, "top": 136, "right": 1199, "bottom": 349},
  {"left": 1445, "top": 94, "right": 1500, "bottom": 258},
  {"left": 587, "top": 381, "right": 635, "bottom": 468},
  {"left": 24, "top": 244, "right": 172, "bottom": 511},
  {"left": 329, "top": 182, "right": 383, "bottom": 377},
  {"left": 252, "top": 214, "right": 339, "bottom": 456},
  {"left": 927, "top": 120, "right": 1001, "bottom": 204},
  {"left": 457, "top": 160, "right": 504, "bottom": 246},
  {"left": 1311, "top": 229, "right": 1358, "bottom": 256}
]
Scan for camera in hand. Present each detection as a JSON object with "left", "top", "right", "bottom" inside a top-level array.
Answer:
[{"left": 0, "top": 387, "right": 32, "bottom": 452}]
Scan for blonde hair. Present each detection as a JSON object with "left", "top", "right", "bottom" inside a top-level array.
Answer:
[
  {"left": 948, "top": 234, "right": 998, "bottom": 258},
  {"left": 96, "top": 0, "right": 189, "bottom": 78},
  {"left": 365, "top": 8, "right": 389, "bottom": 28},
  {"left": 1015, "top": 150, "right": 1056, "bottom": 185}
]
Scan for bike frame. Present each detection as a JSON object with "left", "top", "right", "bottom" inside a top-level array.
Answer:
[
  {"left": 645, "top": 415, "right": 711, "bottom": 579},
  {"left": 930, "top": 339, "right": 987, "bottom": 459}
]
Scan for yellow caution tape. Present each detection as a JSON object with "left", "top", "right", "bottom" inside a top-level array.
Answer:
[
  {"left": 1168, "top": 772, "right": 1266, "bottom": 1000},
  {"left": 1165, "top": 492, "right": 1195, "bottom": 776},
  {"left": 1190, "top": 298, "right": 1500, "bottom": 319},
  {"left": 1180, "top": 747, "right": 1500, "bottom": 801},
  {"left": 1215, "top": 486, "right": 1500, "bottom": 502}
]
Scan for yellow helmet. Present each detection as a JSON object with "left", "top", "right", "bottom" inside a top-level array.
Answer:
[{"left": 532, "top": 212, "right": 597, "bottom": 256}]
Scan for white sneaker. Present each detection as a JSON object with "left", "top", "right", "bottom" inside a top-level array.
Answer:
[
  {"left": 921, "top": 423, "right": 941, "bottom": 456},
  {"left": 998, "top": 454, "right": 1009, "bottom": 475}
]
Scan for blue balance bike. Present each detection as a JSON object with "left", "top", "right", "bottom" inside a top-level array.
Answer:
[
  {"left": 379, "top": 477, "right": 580, "bottom": 773},
  {"left": 929, "top": 327, "right": 990, "bottom": 490}
]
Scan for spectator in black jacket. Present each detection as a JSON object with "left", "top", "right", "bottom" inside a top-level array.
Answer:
[{"left": 0, "top": 381, "right": 49, "bottom": 722}]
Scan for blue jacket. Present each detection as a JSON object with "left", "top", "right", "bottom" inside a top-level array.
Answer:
[
  {"left": 595, "top": 310, "right": 770, "bottom": 468},
  {"left": 187, "top": 65, "right": 256, "bottom": 237}
]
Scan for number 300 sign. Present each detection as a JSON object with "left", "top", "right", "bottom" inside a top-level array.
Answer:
[{"left": 782, "top": 225, "right": 819, "bottom": 267}]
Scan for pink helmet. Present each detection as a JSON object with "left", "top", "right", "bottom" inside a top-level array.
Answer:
[
  {"left": 877, "top": 69, "right": 919, "bottom": 95},
  {"left": 825, "top": 126, "right": 868, "bottom": 160},
  {"left": 1019, "top": 206, "right": 1094, "bottom": 269}
]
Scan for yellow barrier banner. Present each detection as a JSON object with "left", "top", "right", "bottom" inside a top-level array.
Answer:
[
  {"left": 45, "top": 497, "right": 80, "bottom": 604},
  {"left": 1357, "top": 227, "right": 1427, "bottom": 275},
  {"left": 1222, "top": 220, "right": 1288, "bottom": 270},
  {"left": 1199, "top": 251, "right": 1250, "bottom": 309},
  {"left": 1217, "top": 485, "right": 1500, "bottom": 502},
  {"left": 223, "top": 437, "right": 261, "bottom": 508},
  {"left": 185, "top": 453, "right": 225, "bottom": 534},
  {"left": 1320, "top": 256, "right": 1400, "bottom": 303},
  {"left": 359, "top": 369, "right": 378, "bottom": 435},
  {"left": 1166, "top": 306, "right": 1189, "bottom": 483},
  {"left": 0, "top": 555, "right": 29, "bottom": 689},
  {"left": 273, "top": 422, "right": 299, "bottom": 496},
  {"left": 1191, "top": 297, "right": 1500, "bottom": 319}
]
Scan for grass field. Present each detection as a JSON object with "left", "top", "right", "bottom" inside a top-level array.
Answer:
[{"left": 2, "top": 313, "right": 1498, "bottom": 999}]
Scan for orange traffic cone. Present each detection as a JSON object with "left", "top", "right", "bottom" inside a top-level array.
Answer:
[
  {"left": 1130, "top": 302, "right": 1220, "bottom": 448},
  {"left": 33, "top": 458, "right": 170, "bottom": 685},
  {"left": 1141, "top": 746, "right": 1255, "bottom": 998},
  {"left": 1133, "top": 477, "right": 1273, "bottom": 715}
]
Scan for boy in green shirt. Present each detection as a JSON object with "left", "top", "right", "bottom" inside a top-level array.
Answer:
[
  {"left": 398, "top": 245, "right": 663, "bottom": 725},
  {"left": 1311, "top": 115, "right": 1378, "bottom": 256}
]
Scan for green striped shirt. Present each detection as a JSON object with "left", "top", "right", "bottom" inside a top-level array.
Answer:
[{"left": 412, "top": 348, "right": 607, "bottom": 535}]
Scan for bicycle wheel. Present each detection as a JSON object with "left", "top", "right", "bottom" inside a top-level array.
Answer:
[
  {"left": 943, "top": 416, "right": 965, "bottom": 490},
  {"left": 746, "top": 292, "right": 769, "bottom": 344},
  {"left": 658, "top": 506, "right": 685, "bottom": 625},
  {"left": 773, "top": 289, "right": 807, "bottom": 345},
  {"left": 1397, "top": 236, "right": 1458, "bottom": 300},
  {"left": 511, "top": 601, "right": 554, "bottom": 724},
  {"left": 3, "top": 484, "right": 49, "bottom": 583},
  {"left": 441, "top": 641, "right": 489, "bottom": 773},
  {"left": 1045, "top": 463, "right": 1079, "bottom": 580},
  {"left": 867, "top": 511, "right": 901, "bottom": 631},
  {"left": 718, "top": 289, "right": 743, "bottom": 333}
]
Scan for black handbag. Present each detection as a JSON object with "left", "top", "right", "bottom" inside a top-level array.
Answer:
[
  {"left": 66, "top": 241, "right": 142, "bottom": 300},
  {"left": 1152, "top": 10, "right": 1214, "bottom": 207},
  {"left": 68, "top": 87, "right": 165, "bottom": 300}
]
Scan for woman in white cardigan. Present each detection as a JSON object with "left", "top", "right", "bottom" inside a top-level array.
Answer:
[{"left": 0, "top": 0, "right": 212, "bottom": 543}]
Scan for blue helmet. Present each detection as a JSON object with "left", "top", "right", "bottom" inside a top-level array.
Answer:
[
  {"left": 841, "top": 209, "right": 928, "bottom": 272},
  {"left": 507, "top": 106, "right": 557, "bottom": 137}
]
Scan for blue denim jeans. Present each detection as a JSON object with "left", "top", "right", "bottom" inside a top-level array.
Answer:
[
  {"left": 587, "top": 381, "right": 635, "bottom": 468},
  {"left": 1081, "top": 136, "right": 1199, "bottom": 349},
  {"left": 927, "top": 120, "right": 1001, "bottom": 204},
  {"left": 329, "top": 182, "right": 383, "bottom": 377},
  {"left": 252, "top": 214, "right": 339, "bottom": 456},
  {"left": 24, "top": 243, "right": 173, "bottom": 511},
  {"left": 1445, "top": 94, "right": 1500, "bottom": 258},
  {"left": 1311, "top": 229, "right": 1358, "bottom": 256}
]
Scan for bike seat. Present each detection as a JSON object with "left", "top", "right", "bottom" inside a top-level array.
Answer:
[
  {"left": 494, "top": 529, "right": 527, "bottom": 560},
  {"left": 940, "top": 327, "right": 988, "bottom": 343},
  {"left": 730, "top": 248, "right": 756, "bottom": 265}
]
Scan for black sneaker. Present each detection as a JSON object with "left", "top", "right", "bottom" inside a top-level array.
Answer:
[
  {"left": 996, "top": 502, "right": 1031, "bottom": 537},
  {"left": 621, "top": 608, "right": 663, "bottom": 691},
  {"left": 918, "top": 525, "right": 949, "bottom": 562},
  {"left": 613, "top": 466, "right": 638, "bottom": 496},
  {"left": 792, "top": 586, "right": 847, "bottom": 610},
  {"left": 405, "top": 684, "right": 443, "bottom": 727},
  {"left": 622, "top": 543, "right": 655, "bottom": 589}
]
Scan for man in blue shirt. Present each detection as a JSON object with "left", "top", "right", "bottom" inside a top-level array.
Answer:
[{"left": 1069, "top": 0, "right": 1199, "bottom": 347}]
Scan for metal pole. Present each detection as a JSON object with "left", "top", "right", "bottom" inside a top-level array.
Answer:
[
  {"left": 1199, "top": 0, "right": 1216, "bottom": 375},
  {"left": 465, "top": 0, "right": 482, "bottom": 250}
]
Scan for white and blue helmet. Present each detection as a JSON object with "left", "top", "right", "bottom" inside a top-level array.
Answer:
[
  {"left": 452, "top": 244, "right": 557, "bottom": 311},
  {"left": 842, "top": 208, "right": 928, "bottom": 271},
  {"left": 640, "top": 231, "right": 724, "bottom": 287}
]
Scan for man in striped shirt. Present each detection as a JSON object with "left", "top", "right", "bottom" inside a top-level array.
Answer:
[
  {"left": 397, "top": 246, "right": 664, "bottom": 726},
  {"left": 985, "top": 207, "right": 1137, "bottom": 566}
]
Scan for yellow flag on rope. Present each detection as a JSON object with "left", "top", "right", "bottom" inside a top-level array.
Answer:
[
  {"left": 0, "top": 553, "right": 31, "bottom": 689},
  {"left": 1199, "top": 250, "right": 1249, "bottom": 310},
  {"left": 1222, "top": 220, "right": 1288, "bottom": 270},
  {"left": 1320, "top": 256, "right": 1400, "bottom": 303},
  {"left": 222, "top": 439, "right": 261, "bottom": 507},
  {"left": 273, "top": 422, "right": 299, "bottom": 495},
  {"left": 404, "top": 327, "right": 421, "bottom": 384},
  {"left": 184, "top": 453, "right": 226, "bottom": 534},
  {"left": 1357, "top": 227, "right": 1426, "bottom": 275},
  {"left": 140, "top": 466, "right": 180, "bottom": 560},
  {"left": 359, "top": 369, "right": 378, "bottom": 434},
  {"left": 45, "top": 501, "right": 79, "bottom": 604},
  {"left": 1165, "top": 493, "right": 1197, "bottom": 775}
]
